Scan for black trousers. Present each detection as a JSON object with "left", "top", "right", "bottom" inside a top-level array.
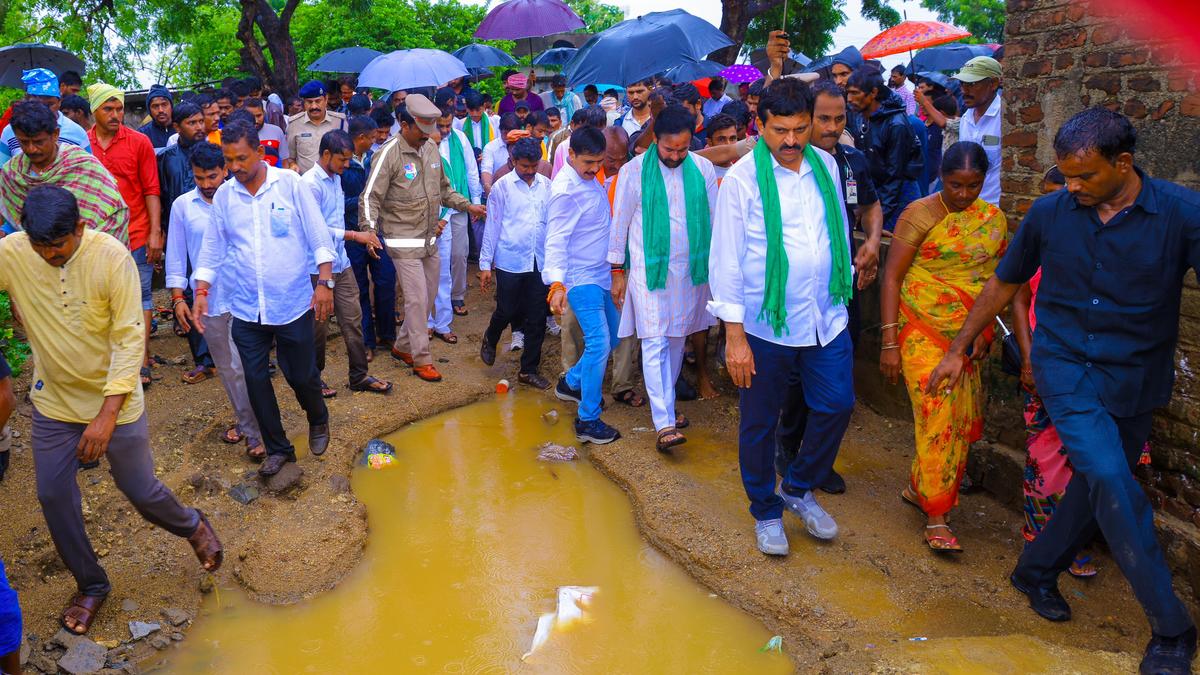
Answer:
[
  {"left": 232, "top": 311, "right": 329, "bottom": 458},
  {"left": 775, "top": 293, "right": 861, "bottom": 475},
  {"left": 484, "top": 269, "right": 548, "bottom": 375}
]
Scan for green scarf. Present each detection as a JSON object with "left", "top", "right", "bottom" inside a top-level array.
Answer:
[
  {"left": 753, "top": 140, "right": 851, "bottom": 337},
  {"left": 640, "top": 144, "right": 711, "bottom": 290},
  {"left": 463, "top": 115, "right": 491, "bottom": 148},
  {"left": 439, "top": 130, "right": 470, "bottom": 221}
]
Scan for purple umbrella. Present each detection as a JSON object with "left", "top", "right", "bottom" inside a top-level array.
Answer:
[
  {"left": 474, "top": 0, "right": 584, "bottom": 41},
  {"left": 717, "top": 64, "right": 763, "bottom": 84}
]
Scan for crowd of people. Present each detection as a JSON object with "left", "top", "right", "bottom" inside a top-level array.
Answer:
[{"left": 0, "top": 27, "right": 1196, "bottom": 674}]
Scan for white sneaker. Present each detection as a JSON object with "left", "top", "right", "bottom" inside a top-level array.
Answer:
[
  {"left": 509, "top": 331, "right": 525, "bottom": 351},
  {"left": 778, "top": 489, "right": 838, "bottom": 540},
  {"left": 755, "top": 518, "right": 789, "bottom": 556},
  {"left": 546, "top": 316, "right": 561, "bottom": 336}
]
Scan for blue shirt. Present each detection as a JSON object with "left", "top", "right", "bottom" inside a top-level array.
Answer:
[
  {"left": 995, "top": 170, "right": 1200, "bottom": 416},
  {"left": 194, "top": 164, "right": 336, "bottom": 326},
  {"left": 301, "top": 164, "right": 350, "bottom": 274}
]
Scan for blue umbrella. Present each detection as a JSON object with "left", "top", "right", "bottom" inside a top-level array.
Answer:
[
  {"left": 0, "top": 43, "right": 85, "bottom": 89},
  {"left": 358, "top": 49, "right": 468, "bottom": 92},
  {"left": 533, "top": 47, "right": 578, "bottom": 67},
  {"left": 908, "top": 43, "right": 994, "bottom": 73},
  {"left": 452, "top": 44, "right": 518, "bottom": 70},
  {"left": 306, "top": 47, "right": 383, "bottom": 74},
  {"left": 563, "top": 10, "right": 733, "bottom": 87},
  {"left": 664, "top": 59, "right": 724, "bottom": 82}
]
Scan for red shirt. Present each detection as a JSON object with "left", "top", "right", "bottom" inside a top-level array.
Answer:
[{"left": 87, "top": 125, "right": 161, "bottom": 250}]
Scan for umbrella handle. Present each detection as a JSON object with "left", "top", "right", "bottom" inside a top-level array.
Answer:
[{"left": 782, "top": 0, "right": 788, "bottom": 30}]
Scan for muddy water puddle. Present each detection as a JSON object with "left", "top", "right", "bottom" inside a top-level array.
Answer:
[{"left": 164, "top": 394, "right": 792, "bottom": 673}]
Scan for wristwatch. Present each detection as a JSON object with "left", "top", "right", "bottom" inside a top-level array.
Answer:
[{"left": 316, "top": 278, "right": 336, "bottom": 290}]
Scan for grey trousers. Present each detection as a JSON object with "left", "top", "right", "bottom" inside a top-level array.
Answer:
[
  {"left": 203, "top": 312, "right": 261, "bottom": 448},
  {"left": 312, "top": 269, "right": 370, "bottom": 387},
  {"left": 32, "top": 409, "right": 199, "bottom": 597},
  {"left": 450, "top": 213, "right": 469, "bottom": 304},
  {"left": 559, "top": 302, "right": 640, "bottom": 394}
]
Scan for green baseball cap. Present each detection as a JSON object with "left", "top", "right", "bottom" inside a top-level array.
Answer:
[{"left": 952, "top": 56, "right": 1002, "bottom": 83}]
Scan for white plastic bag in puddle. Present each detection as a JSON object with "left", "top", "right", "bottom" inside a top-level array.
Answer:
[{"left": 521, "top": 585, "right": 599, "bottom": 661}]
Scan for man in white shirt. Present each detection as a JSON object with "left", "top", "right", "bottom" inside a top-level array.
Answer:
[
  {"left": 481, "top": 113, "right": 524, "bottom": 195},
  {"left": 431, "top": 108, "right": 482, "bottom": 342},
  {"left": 455, "top": 91, "right": 500, "bottom": 152},
  {"left": 616, "top": 79, "right": 653, "bottom": 137},
  {"left": 952, "top": 57, "right": 1002, "bottom": 205},
  {"left": 544, "top": 127, "right": 622, "bottom": 445},
  {"left": 708, "top": 78, "right": 855, "bottom": 556},
  {"left": 701, "top": 76, "right": 733, "bottom": 120},
  {"left": 609, "top": 105, "right": 718, "bottom": 453},
  {"left": 165, "top": 142, "right": 263, "bottom": 458},
  {"left": 479, "top": 138, "right": 553, "bottom": 389},
  {"left": 301, "top": 130, "right": 391, "bottom": 397},
  {"left": 193, "top": 121, "right": 337, "bottom": 477}
]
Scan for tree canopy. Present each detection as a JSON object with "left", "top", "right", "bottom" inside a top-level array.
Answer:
[{"left": 920, "top": 0, "right": 1005, "bottom": 44}]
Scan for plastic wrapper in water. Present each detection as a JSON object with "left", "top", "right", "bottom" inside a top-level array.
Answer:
[
  {"left": 537, "top": 442, "right": 578, "bottom": 462},
  {"left": 362, "top": 438, "right": 397, "bottom": 470},
  {"left": 521, "top": 586, "right": 599, "bottom": 661}
]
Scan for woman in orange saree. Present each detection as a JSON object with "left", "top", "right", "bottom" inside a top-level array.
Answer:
[{"left": 880, "top": 142, "right": 1009, "bottom": 553}]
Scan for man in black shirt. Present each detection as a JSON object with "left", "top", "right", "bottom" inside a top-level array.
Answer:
[
  {"left": 775, "top": 80, "right": 884, "bottom": 492},
  {"left": 928, "top": 108, "right": 1199, "bottom": 675},
  {"left": 138, "top": 85, "right": 173, "bottom": 150}
]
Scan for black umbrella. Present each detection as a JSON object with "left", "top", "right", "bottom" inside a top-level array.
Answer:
[
  {"left": 306, "top": 47, "right": 383, "bottom": 74},
  {"left": 908, "top": 44, "right": 994, "bottom": 74},
  {"left": 452, "top": 44, "right": 518, "bottom": 70},
  {"left": 664, "top": 59, "right": 724, "bottom": 82},
  {"left": 0, "top": 43, "right": 84, "bottom": 89},
  {"left": 563, "top": 10, "right": 733, "bottom": 87},
  {"left": 533, "top": 47, "right": 578, "bottom": 67},
  {"left": 749, "top": 47, "right": 811, "bottom": 78}
]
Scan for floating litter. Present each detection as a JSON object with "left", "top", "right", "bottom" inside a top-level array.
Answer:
[
  {"left": 496, "top": 379, "right": 510, "bottom": 393},
  {"left": 759, "top": 635, "right": 783, "bottom": 653},
  {"left": 909, "top": 637, "right": 928, "bottom": 642},
  {"left": 537, "top": 442, "right": 578, "bottom": 462},
  {"left": 542, "top": 410, "right": 559, "bottom": 425},
  {"left": 362, "top": 438, "right": 397, "bottom": 470},
  {"left": 521, "top": 586, "right": 599, "bottom": 661}
]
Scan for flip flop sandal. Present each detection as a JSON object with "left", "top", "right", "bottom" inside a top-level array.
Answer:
[
  {"left": 350, "top": 376, "right": 393, "bottom": 394},
  {"left": 675, "top": 414, "right": 690, "bottom": 429},
  {"left": 173, "top": 322, "right": 188, "bottom": 337},
  {"left": 452, "top": 304, "right": 469, "bottom": 316},
  {"left": 182, "top": 366, "right": 215, "bottom": 384},
  {"left": 221, "top": 425, "right": 244, "bottom": 444},
  {"left": 656, "top": 428, "right": 687, "bottom": 453},
  {"left": 140, "top": 366, "right": 154, "bottom": 390},
  {"left": 614, "top": 390, "right": 646, "bottom": 407},
  {"left": 246, "top": 443, "right": 266, "bottom": 462},
  {"left": 925, "top": 524, "right": 963, "bottom": 553},
  {"left": 430, "top": 330, "right": 459, "bottom": 344},
  {"left": 62, "top": 594, "right": 107, "bottom": 635},
  {"left": 901, "top": 488, "right": 924, "bottom": 512},
  {"left": 320, "top": 381, "right": 338, "bottom": 398},
  {"left": 1068, "top": 555, "right": 1098, "bottom": 578}
]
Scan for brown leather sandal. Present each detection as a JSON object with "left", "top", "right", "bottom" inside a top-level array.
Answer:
[
  {"left": 62, "top": 594, "right": 106, "bottom": 635},
  {"left": 188, "top": 510, "right": 224, "bottom": 572},
  {"left": 656, "top": 427, "right": 687, "bottom": 453}
]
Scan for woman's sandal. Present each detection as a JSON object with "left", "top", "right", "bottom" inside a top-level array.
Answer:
[
  {"left": 349, "top": 376, "right": 393, "bottom": 394},
  {"left": 901, "top": 487, "right": 923, "bottom": 511},
  {"left": 62, "top": 594, "right": 107, "bottom": 635},
  {"left": 613, "top": 389, "right": 646, "bottom": 407},
  {"left": 430, "top": 330, "right": 459, "bottom": 345},
  {"left": 925, "top": 524, "right": 964, "bottom": 553},
  {"left": 656, "top": 427, "right": 687, "bottom": 453},
  {"left": 1068, "top": 554, "right": 1098, "bottom": 578},
  {"left": 221, "top": 425, "right": 243, "bottom": 445}
]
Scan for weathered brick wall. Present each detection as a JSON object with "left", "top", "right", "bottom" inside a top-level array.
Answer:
[{"left": 1002, "top": 0, "right": 1200, "bottom": 598}]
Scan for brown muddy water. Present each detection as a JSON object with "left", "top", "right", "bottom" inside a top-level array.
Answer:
[{"left": 163, "top": 394, "right": 793, "bottom": 673}]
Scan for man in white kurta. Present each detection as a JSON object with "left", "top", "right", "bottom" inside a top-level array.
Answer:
[
  {"left": 609, "top": 106, "right": 718, "bottom": 449},
  {"left": 429, "top": 110, "right": 482, "bottom": 341}
]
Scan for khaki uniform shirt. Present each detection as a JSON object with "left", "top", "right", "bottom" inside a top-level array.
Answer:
[
  {"left": 285, "top": 110, "right": 346, "bottom": 173},
  {"left": 360, "top": 134, "right": 473, "bottom": 259}
]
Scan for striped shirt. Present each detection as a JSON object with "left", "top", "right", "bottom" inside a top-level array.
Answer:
[{"left": 0, "top": 144, "right": 129, "bottom": 245}]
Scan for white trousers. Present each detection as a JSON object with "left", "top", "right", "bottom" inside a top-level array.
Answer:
[
  {"left": 641, "top": 335, "right": 686, "bottom": 432},
  {"left": 428, "top": 217, "right": 456, "bottom": 334}
]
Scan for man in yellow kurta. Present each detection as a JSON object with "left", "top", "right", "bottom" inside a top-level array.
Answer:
[{"left": 0, "top": 185, "right": 222, "bottom": 635}]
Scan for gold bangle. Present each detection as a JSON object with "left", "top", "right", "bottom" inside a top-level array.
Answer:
[
  {"left": 880, "top": 322, "right": 900, "bottom": 331},
  {"left": 881, "top": 345, "right": 899, "bottom": 351}
]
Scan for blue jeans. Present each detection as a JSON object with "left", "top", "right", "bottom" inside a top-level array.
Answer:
[
  {"left": 564, "top": 284, "right": 619, "bottom": 422},
  {"left": 131, "top": 245, "right": 153, "bottom": 311},
  {"left": 738, "top": 330, "right": 855, "bottom": 521},
  {"left": 346, "top": 240, "right": 397, "bottom": 350},
  {"left": 1017, "top": 374, "right": 1193, "bottom": 637}
]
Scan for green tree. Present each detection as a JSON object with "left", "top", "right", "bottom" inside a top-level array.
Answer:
[
  {"left": 565, "top": 0, "right": 622, "bottom": 33},
  {"left": 718, "top": 0, "right": 900, "bottom": 64},
  {"left": 920, "top": 0, "right": 1005, "bottom": 44}
]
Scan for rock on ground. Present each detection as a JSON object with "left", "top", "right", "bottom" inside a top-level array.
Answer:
[{"left": 56, "top": 637, "right": 107, "bottom": 674}]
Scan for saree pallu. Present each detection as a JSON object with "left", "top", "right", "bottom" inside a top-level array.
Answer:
[{"left": 899, "top": 199, "right": 1007, "bottom": 517}]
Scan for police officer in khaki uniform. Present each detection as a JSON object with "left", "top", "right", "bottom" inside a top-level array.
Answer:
[
  {"left": 285, "top": 80, "right": 346, "bottom": 173},
  {"left": 360, "top": 94, "right": 486, "bottom": 382}
]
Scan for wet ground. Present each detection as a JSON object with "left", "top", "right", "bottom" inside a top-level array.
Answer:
[{"left": 164, "top": 395, "right": 792, "bottom": 673}]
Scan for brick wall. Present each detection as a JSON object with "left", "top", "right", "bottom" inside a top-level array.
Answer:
[{"left": 1004, "top": 0, "right": 1200, "bottom": 598}]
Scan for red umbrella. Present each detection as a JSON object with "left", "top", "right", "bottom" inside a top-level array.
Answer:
[{"left": 860, "top": 21, "right": 971, "bottom": 60}]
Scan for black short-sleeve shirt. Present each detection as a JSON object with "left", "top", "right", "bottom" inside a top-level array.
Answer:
[{"left": 994, "top": 169, "right": 1200, "bottom": 416}]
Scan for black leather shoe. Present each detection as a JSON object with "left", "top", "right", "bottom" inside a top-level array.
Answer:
[
  {"left": 820, "top": 469, "right": 847, "bottom": 494},
  {"left": 258, "top": 453, "right": 295, "bottom": 477},
  {"left": 480, "top": 341, "right": 497, "bottom": 366},
  {"left": 309, "top": 424, "right": 330, "bottom": 457},
  {"left": 1141, "top": 626, "right": 1197, "bottom": 675},
  {"left": 1010, "top": 571, "right": 1071, "bottom": 622},
  {"left": 518, "top": 372, "right": 551, "bottom": 390}
]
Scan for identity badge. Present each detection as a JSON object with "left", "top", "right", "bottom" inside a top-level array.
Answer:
[
  {"left": 404, "top": 162, "right": 418, "bottom": 180},
  {"left": 846, "top": 179, "right": 858, "bottom": 205}
]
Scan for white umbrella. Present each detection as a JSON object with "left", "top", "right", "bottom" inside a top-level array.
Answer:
[{"left": 358, "top": 49, "right": 468, "bottom": 92}]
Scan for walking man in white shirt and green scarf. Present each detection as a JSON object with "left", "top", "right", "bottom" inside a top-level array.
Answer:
[{"left": 708, "top": 78, "right": 856, "bottom": 557}]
